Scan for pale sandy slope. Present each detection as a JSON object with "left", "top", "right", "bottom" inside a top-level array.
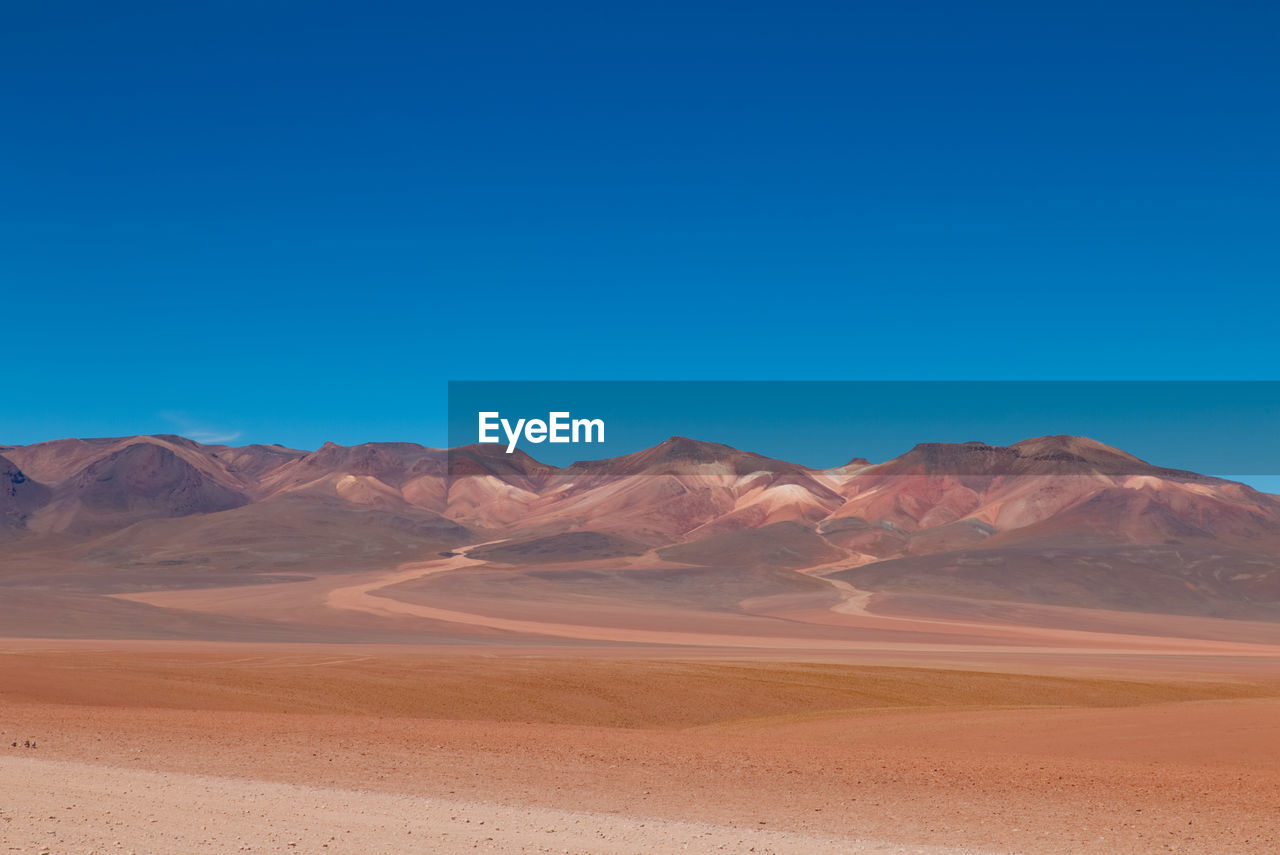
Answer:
[{"left": 0, "top": 756, "right": 1001, "bottom": 855}]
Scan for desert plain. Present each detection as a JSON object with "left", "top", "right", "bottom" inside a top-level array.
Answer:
[{"left": 3, "top": 579, "right": 1280, "bottom": 854}]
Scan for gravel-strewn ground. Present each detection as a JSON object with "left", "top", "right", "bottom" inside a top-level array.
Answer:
[
  {"left": 2, "top": 645, "right": 1278, "bottom": 855},
  {"left": 0, "top": 755, "right": 998, "bottom": 855}
]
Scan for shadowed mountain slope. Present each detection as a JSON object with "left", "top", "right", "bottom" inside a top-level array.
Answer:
[{"left": 0, "top": 454, "right": 50, "bottom": 534}]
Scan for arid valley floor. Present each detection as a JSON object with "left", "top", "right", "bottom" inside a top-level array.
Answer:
[{"left": 3, "top": 613, "right": 1280, "bottom": 853}]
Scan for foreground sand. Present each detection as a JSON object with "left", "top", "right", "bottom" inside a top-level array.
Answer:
[
  {"left": 2, "top": 643, "right": 1279, "bottom": 854},
  {"left": 0, "top": 755, "right": 994, "bottom": 854}
]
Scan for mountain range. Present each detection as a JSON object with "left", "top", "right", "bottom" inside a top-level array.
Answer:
[{"left": 3, "top": 433, "right": 1280, "bottom": 629}]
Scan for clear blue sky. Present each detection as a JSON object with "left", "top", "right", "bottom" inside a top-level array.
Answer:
[{"left": 4, "top": 2, "right": 1278, "bottom": 457}]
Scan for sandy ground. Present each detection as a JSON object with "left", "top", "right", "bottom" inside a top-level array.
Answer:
[
  {"left": 9, "top": 541, "right": 1280, "bottom": 854},
  {"left": 0, "top": 754, "right": 996, "bottom": 855},
  {"left": 1, "top": 644, "right": 1279, "bottom": 854}
]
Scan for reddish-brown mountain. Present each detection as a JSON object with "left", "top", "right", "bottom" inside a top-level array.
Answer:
[{"left": 2, "top": 433, "right": 1278, "bottom": 626}]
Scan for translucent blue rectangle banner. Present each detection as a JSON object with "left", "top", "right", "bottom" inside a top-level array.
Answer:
[{"left": 447, "top": 381, "right": 1280, "bottom": 482}]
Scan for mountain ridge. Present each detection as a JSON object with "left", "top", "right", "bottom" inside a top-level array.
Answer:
[{"left": 2, "top": 433, "right": 1278, "bottom": 621}]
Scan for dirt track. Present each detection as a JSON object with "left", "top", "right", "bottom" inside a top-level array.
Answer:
[{"left": 112, "top": 546, "right": 1280, "bottom": 657}]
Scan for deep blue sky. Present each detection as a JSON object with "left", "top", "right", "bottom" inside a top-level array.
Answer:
[{"left": 4, "top": 2, "right": 1279, "bottom": 461}]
